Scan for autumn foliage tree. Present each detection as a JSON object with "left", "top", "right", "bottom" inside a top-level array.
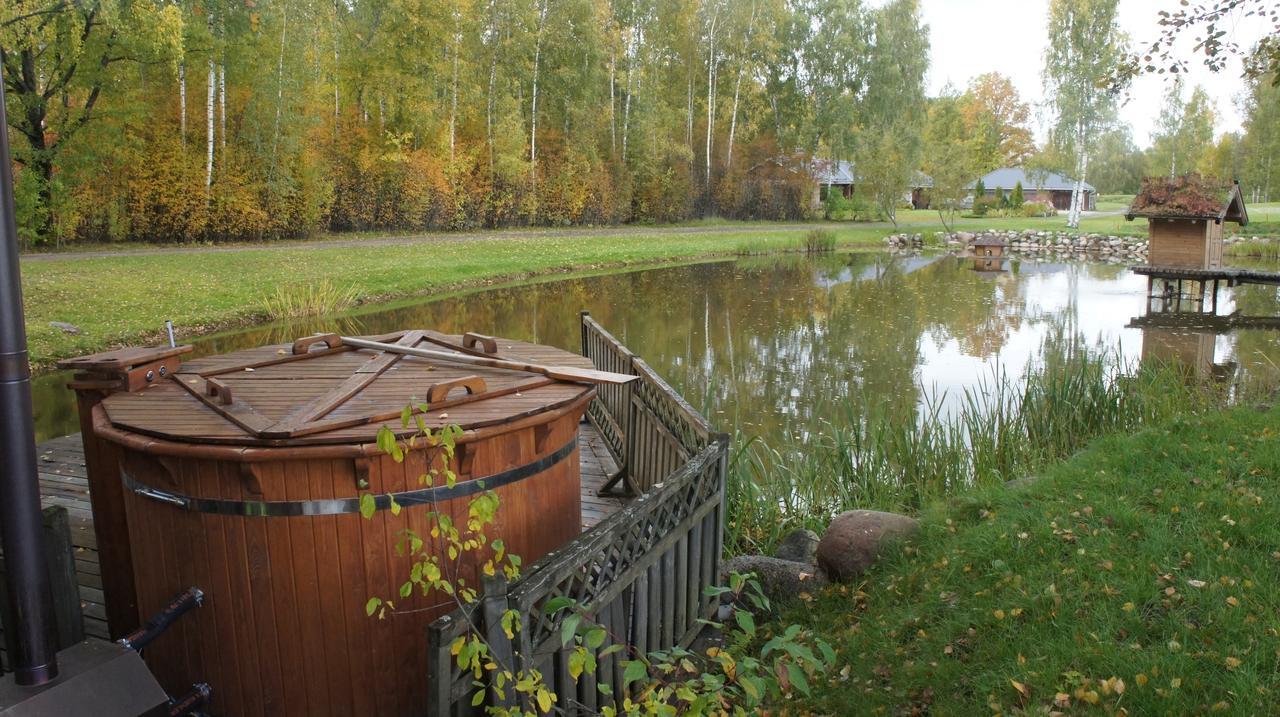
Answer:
[{"left": 2, "top": 0, "right": 934, "bottom": 246}]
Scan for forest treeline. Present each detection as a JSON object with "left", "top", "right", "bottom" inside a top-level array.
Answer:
[
  {"left": 3, "top": 0, "right": 1280, "bottom": 246},
  {"left": 3, "top": 0, "right": 935, "bottom": 246}
]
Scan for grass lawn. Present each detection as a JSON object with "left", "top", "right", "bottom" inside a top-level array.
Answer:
[
  {"left": 21, "top": 224, "right": 894, "bottom": 368},
  {"left": 780, "top": 402, "right": 1280, "bottom": 715}
]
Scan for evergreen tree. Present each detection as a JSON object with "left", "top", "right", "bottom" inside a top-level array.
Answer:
[{"left": 1010, "top": 181, "right": 1025, "bottom": 207}]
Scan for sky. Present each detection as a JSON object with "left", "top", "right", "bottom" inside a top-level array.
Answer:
[{"left": 915, "top": 0, "right": 1268, "bottom": 148}]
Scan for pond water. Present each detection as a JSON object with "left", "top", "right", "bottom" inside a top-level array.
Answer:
[{"left": 31, "top": 251, "right": 1280, "bottom": 443}]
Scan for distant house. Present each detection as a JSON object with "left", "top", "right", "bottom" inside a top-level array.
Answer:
[
  {"left": 812, "top": 159, "right": 857, "bottom": 198},
  {"left": 969, "top": 168, "right": 1095, "bottom": 211},
  {"left": 1126, "top": 175, "right": 1248, "bottom": 270},
  {"left": 811, "top": 159, "right": 933, "bottom": 209}
]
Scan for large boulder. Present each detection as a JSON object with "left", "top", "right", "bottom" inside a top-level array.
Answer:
[
  {"left": 817, "top": 510, "right": 919, "bottom": 582},
  {"left": 773, "top": 528, "right": 820, "bottom": 564},
  {"left": 721, "top": 555, "right": 828, "bottom": 603}
]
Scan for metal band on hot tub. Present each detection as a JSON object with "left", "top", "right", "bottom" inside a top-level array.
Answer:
[{"left": 121, "top": 437, "right": 578, "bottom": 517}]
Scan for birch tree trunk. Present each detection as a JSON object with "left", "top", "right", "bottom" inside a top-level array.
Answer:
[
  {"left": 609, "top": 48, "right": 616, "bottom": 157},
  {"left": 449, "top": 15, "right": 460, "bottom": 162},
  {"left": 205, "top": 56, "right": 215, "bottom": 191},
  {"left": 704, "top": 9, "right": 717, "bottom": 193},
  {"left": 726, "top": 0, "right": 755, "bottom": 171},
  {"left": 622, "top": 29, "right": 634, "bottom": 162},
  {"left": 179, "top": 63, "right": 187, "bottom": 145},
  {"left": 270, "top": 5, "right": 289, "bottom": 173},
  {"left": 332, "top": 0, "right": 340, "bottom": 128},
  {"left": 218, "top": 62, "right": 226, "bottom": 153},
  {"left": 530, "top": 0, "right": 549, "bottom": 165}
]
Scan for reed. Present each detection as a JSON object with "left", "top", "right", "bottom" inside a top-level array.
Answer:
[
  {"left": 1225, "top": 238, "right": 1280, "bottom": 260},
  {"left": 261, "top": 280, "right": 361, "bottom": 319},
  {"left": 803, "top": 229, "right": 837, "bottom": 253},
  {"left": 724, "top": 335, "right": 1233, "bottom": 555}
]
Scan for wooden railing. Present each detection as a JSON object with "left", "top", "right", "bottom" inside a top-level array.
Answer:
[
  {"left": 579, "top": 311, "right": 715, "bottom": 494},
  {"left": 424, "top": 314, "right": 729, "bottom": 716}
]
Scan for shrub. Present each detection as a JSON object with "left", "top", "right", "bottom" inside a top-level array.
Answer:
[
  {"left": 1010, "top": 181, "right": 1025, "bottom": 208},
  {"left": 1021, "top": 201, "right": 1056, "bottom": 218},
  {"left": 804, "top": 229, "right": 836, "bottom": 253}
]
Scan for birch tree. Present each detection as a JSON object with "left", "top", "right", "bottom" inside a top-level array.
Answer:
[{"left": 1043, "top": 0, "right": 1126, "bottom": 228}]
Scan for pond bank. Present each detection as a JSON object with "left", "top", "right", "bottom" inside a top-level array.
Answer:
[
  {"left": 775, "top": 401, "right": 1280, "bottom": 714},
  {"left": 20, "top": 225, "right": 892, "bottom": 370}
]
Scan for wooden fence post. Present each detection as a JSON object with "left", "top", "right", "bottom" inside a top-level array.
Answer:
[{"left": 481, "top": 574, "right": 516, "bottom": 711}]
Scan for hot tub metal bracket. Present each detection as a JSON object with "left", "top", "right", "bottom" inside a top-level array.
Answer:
[{"left": 121, "top": 437, "right": 578, "bottom": 517}]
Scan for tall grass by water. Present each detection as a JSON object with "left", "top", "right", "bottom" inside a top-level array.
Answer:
[
  {"left": 1225, "top": 238, "right": 1280, "bottom": 260},
  {"left": 724, "top": 334, "right": 1236, "bottom": 554},
  {"left": 261, "top": 280, "right": 361, "bottom": 319}
]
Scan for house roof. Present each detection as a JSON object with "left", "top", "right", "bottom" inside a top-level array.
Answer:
[
  {"left": 972, "top": 236, "right": 1007, "bottom": 247},
  {"left": 812, "top": 159, "right": 856, "bottom": 185},
  {"left": 811, "top": 160, "right": 933, "bottom": 188},
  {"left": 969, "top": 167, "right": 1094, "bottom": 193},
  {"left": 1125, "top": 175, "right": 1248, "bottom": 225}
]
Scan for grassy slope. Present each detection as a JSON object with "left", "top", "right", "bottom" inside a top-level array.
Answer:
[
  {"left": 785, "top": 403, "right": 1280, "bottom": 715},
  {"left": 21, "top": 225, "right": 891, "bottom": 367}
]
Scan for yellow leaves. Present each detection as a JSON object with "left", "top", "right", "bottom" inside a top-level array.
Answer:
[
  {"left": 1122, "top": 601, "right": 1135, "bottom": 612},
  {"left": 1226, "top": 595, "right": 1240, "bottom": 607},
  {"left": 993, "top": 609, "right": 1006, "bottom": 620},
  {"left": 1225, "top": 656, "right": 1243, "bottom": 670},
  {"left": 1135, "top": 673, "right": 1149, "bottom": 687},
  {"left": 1009, "top": 678, "right": 1030, "bottom": 701},
  {"left": 1100, "top": 677, "right": 1124, "bottom": 696},
  {"left": 1170, "top": 677, "right": 1183, "bottom": 689}
]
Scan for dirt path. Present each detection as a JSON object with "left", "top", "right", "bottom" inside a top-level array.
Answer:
[{"left": 20, "top": 222, "right": 854, "bottom": 262}]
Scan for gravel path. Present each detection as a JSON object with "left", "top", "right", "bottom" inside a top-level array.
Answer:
[{"left": 19, "top": 222, "right": 850, "bottom": 262}]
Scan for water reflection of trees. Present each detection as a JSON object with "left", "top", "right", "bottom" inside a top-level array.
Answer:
[{"left": 32, "top": 254, "right": 1119, "bottom": 443}]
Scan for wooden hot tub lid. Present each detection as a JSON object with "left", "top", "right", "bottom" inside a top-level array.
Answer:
[{"left": 96, "top": 330, "right": 596, "bottom": 447}]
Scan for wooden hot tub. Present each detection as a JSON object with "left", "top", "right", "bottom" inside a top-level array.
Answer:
[{"left": 62, "top": 330, "right": 598, "bottom": 716}]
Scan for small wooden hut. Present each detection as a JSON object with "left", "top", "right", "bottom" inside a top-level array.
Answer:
[
  {"left": 1127, "top": 175, "right": 1248, "bottom": 270},
  {"left": 972, "top": 235, "right": 1006, "bottom": 258}
]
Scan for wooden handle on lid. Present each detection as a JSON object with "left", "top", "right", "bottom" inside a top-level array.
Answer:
[
  {"left": 462, "top": 332, "right": 498, "bottom": 354},
  {"left": 292, "top": 333, "right": 343, "bottom": 355},
  {"left": 426, "top": 376, "right": 487, "bottom": 403}
]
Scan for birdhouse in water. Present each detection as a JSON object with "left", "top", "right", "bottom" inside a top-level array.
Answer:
[
  {"left": 1127, "top": 175, "right": 1248, "bottom": 270},
  {"left": 971, "top": 236, "right": 1006, "bottom": 258}
]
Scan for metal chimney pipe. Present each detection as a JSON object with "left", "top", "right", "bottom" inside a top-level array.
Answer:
[{"left": 0, "top": 69, "right": 60, "bottom": 685}]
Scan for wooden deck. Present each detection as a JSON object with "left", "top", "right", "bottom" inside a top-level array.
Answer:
[
  {"left": 30, "top": 423, "right": 626, "bottom": 643},
  {"left": 1131, "top": 264, "right": 1280, "bottom": 287}
]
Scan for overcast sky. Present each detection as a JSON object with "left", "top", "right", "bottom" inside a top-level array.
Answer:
[{"left": 915, "top": 0, "right": 1267, "bottom": 148}]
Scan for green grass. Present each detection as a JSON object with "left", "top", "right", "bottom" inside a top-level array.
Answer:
[
  {"left": 777, "top": 401, "right": 1280, "bottom": 715},
  {"left": 20, "top": 225, "right": 892, "bottom": 368},
  {"left": 1225, "top": 239, "right": 1280, "bottom": 260},
  {"left": 725, "top": 336, "right": 1222, "bottom": 555}
]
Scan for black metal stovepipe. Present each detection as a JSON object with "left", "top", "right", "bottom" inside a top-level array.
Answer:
[{"left": 0, "top": 70, "right": 59, "bottom": 684}]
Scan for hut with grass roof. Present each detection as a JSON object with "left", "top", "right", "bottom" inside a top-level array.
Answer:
[{"left": 1127, "top": 174, "right": 1248, "bottom": 270}]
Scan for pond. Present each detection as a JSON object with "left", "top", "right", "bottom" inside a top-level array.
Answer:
[{"left": 31, "top": 251, "right": 1280, "bottom": 444}]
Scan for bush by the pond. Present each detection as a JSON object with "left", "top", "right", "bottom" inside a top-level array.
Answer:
[
  {"left": 725, "top": 332, "right": 1232, "bottom": 555},
  {"left": 804, "top": 229, "right": 837, "bottom": 253},
  {"left": 261, "top": 279, "right": 361, "bottom": 319}
]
